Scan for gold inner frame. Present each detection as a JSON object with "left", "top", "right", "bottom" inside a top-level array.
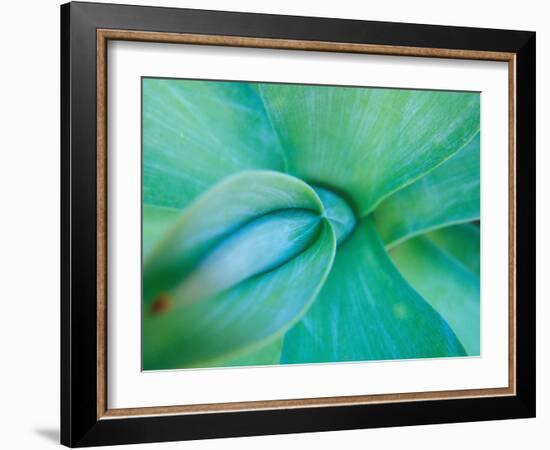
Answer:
[{"left": 96, "top": 28, "right": 517, "bottom": 420}]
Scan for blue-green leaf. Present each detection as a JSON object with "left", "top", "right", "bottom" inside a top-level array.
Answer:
[
  {"left": 389, "top": 233, "right": 480, "bottom": 355},
  {"left": 259, "top": 84, "right": 479, "bottom": 215},
  {"left": 142, "top": 204, "right": 180, "bottom": 256},
  {"left": 426, "top": 224, "right": 480, "bottom": 276},
  {"left": 143, "top": 78, "right": 284, "bottom": 210},
  {"left": 213, "top": 338, "right": 283, "bottom": 368},
  {"left": 143, "top": 171, "right": 324, "bottom": 309},
  {"left": 312, "top": 186, "right": 356, "bottom": 244},
  {"left": 281, "top": 217, "right": 466, "bottom": 363},
  {"left": 143, "top": 220, "right": 336, "bottom": 369},
  {"left": 375, "top": 134, "right": 480, "bottom": 247},
  {"left": 171, "top": 209, "right": 322, "bottom": 307}
]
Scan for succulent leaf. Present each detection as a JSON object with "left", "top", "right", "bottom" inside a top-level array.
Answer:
[
  {"left": 281, "top": 217, "right": 466, "bottom": 363},
  {"left": 390, "top": 233, "right": 480, "bottom": 355},
  {"left": 171, "top": 209, "right": 323, "bottom": 307},
  {"left": 375, "top": 133, "right": 480, "bottom": 247},
  {"left": 142, "top": 204, "right": 180, "bottom": 256},
  {"left": 142, "top": 79, "right": 481, "bottom": 369},
  {"left": 143, "top": 79, "right": 285, "bottom": 210},
  {"left": 143, "top": 171, "right": 324, "bottom": 309},
  {"left": 312, "top": 186, "right": 356, "bottom": 244},
  {"left": 259, "top": 84, "right": 480, "bottom": 215},
  {"left": 214, "top": 338, "right": 283, "bottom": 368},
  {"left": 426, "top": 224, "right": 481, "bottom": 276},
  {"left": 143, "top": 220, "right": 336, "bottom": 370}
]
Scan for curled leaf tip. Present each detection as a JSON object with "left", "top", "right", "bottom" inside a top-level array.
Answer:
[{"left": 312, "top": 186, "right": 356, "bottom": 244}]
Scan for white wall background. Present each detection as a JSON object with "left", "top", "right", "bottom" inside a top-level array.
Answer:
[{"left": 0, "top": 0, "right": 546, "bottom": 448}]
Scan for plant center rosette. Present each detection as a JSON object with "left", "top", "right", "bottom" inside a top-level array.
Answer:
[{"left": 142, "top": 79, "right": 481, "bottom": 370}]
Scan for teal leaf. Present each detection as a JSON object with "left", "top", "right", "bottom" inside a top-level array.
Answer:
[
  {"left": 141, "top": 79, "right": 481, "bottom": 371},
  {"left": 312, "top": 186, "right": 355, "bottom": 244},
  {"left": 142, "top": 204, "right": 180, "bottom": 256},
  {"left": 143, "top": 171, "right": 324, "bottom": 309},
  {"left": 143, "top": 78, "right": 284, "bottom": 210},
  {"left": 426, "top": 224, "right": 480, "bottom": 276},
  {"left": 212, "top": 338, "right": 283, "bottom": 368},
  {"left": 374, "top": 133, "right": 480, "bottom": 247},
  {"left": 169, "top": 209, "right": 322, "bottom": 308},
  {"left": 259, "top": 84, "right": 479, "bottom": 215},
  {"left": 389, "top": 233, "right": 480, "bottom": 355},
  {"left": 143, "top": 220, "right": 336, "bottom": 369},
  {"left": 281, "top": 217, "right": 466, "bottom": 363}
]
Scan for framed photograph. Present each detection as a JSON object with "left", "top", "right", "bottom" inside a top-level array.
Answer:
[{"left": 60, "top": 1, "right": 535, "bottom": 447}]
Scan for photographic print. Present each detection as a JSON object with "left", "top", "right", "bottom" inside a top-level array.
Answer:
[{"left": 141, "top": 78, "right": 480, "bottom": 371}]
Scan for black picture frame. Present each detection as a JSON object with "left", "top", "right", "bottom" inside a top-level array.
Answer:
[{"left": 61, "top": 1, "right": 535, "bottom": 447}]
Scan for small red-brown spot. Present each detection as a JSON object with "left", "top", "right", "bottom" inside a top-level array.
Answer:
[{"left": 150, "top": 294, "right": 172, "bottom": 315}]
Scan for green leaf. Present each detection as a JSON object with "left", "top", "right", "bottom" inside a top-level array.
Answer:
[
  {"left": 374, "top": 133, "right": 480, "bottom": 247},
  {"left": 259, "top": 84, "right": 479, "bottom": 215},
  {"left": 210, "top": 338, "right": 283, "bottom": 368},
  {"left": 389, "top": 234, "right": 480, "bottom": 355},
  {"left": 312, "top": 186, "right": 355, "bottom": 244},
  {"left": 427, "top": 224, "right": 480, "bottom": 276},
  {"left": 281, "top": 217, "right": 466, "bottom": 364},
  {"left": 167, "top": 209, "right": 323, "bottom": 308},
  {"left": 142, "top": 204, "right": 180, "bottom": 256},
  {"left": 143, "top": 78, "right": 285, "bottom": 210},
  {"left": 143, "top": 220, "right": 336, "bottom": 369},
  {"left": 143, "top": 171, "right": 324, "bottom": 309}
]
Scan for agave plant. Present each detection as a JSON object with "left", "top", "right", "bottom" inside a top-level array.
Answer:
[{"left": 142, "top": 78, "right": 480, "bottom": 370}]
